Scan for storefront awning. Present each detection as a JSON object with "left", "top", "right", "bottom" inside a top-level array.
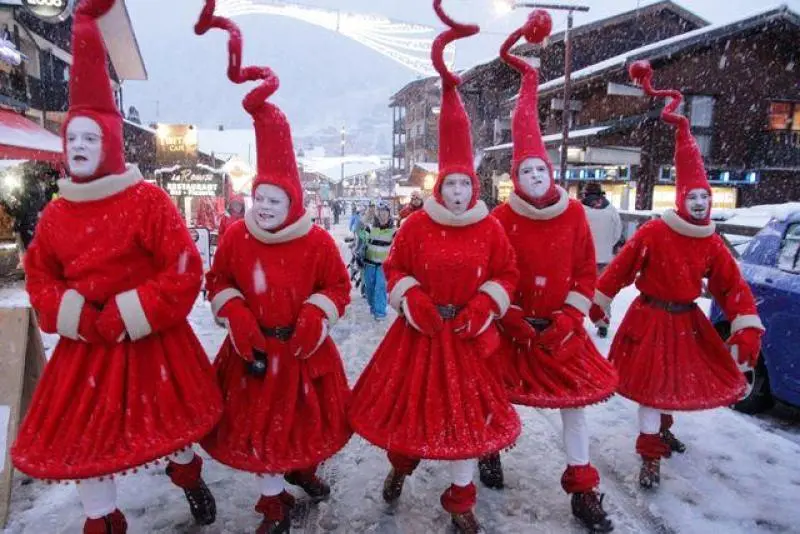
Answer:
[
  {"left": 0, "top": 110, "right": 62, "bottom": 163},
  {"left": 484, "top": 126, "right": 611, "bottom": 153}
]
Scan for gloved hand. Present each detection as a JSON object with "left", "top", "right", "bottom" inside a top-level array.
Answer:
[
  {"left": 96, "top": 300, "right": 127, "bottom": 344},
  {"left": 77, "top": 302, "right": 104, "bottom": 344},
  {"left": 537, "top": 308, "right": 582, "bottom": 354},
  {"left": 727, "top": 327, "right": 763, "bottom": 368},
  {"left": 589, "top": 303, "right": 610, "bottom": 327},
  {"left": 218, "top": 298, "right": 266, "bottom": 362},
  {"left": 499, "top": 305, "right": 537, "bottom": 345},
  {"left": 402, "top": 286, "right": 444, "bottom": 336},
  {"left": 453, "top": 293, "right": 497, "bottom": 340},
  {"left": 290, "top": 304, "right": 328, "bottom": 360}
]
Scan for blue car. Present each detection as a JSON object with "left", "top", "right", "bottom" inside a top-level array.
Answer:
[{"left": 710, "top": 212, "right": 800, "bottom": 413}]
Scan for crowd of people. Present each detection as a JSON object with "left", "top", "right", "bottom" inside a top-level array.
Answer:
[{"left": 10, "top": 2, "right": 765, "bottom": 534}]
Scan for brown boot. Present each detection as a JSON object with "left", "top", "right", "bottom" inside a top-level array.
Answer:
[
  {"left": 284, "top": 468, "right": 331, "bottom": 501},
  {"left": 441, "top": 483, "right": 480, "bottom": 533},
  {"left": 451, "top": 510, "right": 482, "bottom": 533},
  {"left": 166, "top": 455, "right": 216, "bottom": 525},
  {"left": 382, "top": 468, "right": 408, "bottom": 503},
  {"left": 659, "top": 414, "right": 686, "bottom": 454},
  {"left": 478, "top": 453, "right": 504, "bottom": 489},
  {"left": 571, "top": 491, "right": 614, "bottom": 532},
  {"left": 639, "top": 458, "right": 661, "bottom": 489},
  {"left": 255, "top": 491, "right": 295, "bottom": 534},
  {"left": 83, "top": 510, "right": 127, "bottom": 534}
]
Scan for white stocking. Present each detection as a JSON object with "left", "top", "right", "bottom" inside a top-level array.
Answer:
[
  {"left": 77, "top": 478, "right": 118, "bottom": 519},
  {"left": 561, "top": 408, "right": 590, "bottom": 466},
  {"left": 169, "top": 447, "right": 196, "bottom": 465},
  {"left": 638, "top": 405, "right": 662, "bottom": 435},
  {"left": 449, "top": 459, "right": 474, "bottom": 487},
  {"left": 258, "top": 474, "right": 286, "bottom": 497}
]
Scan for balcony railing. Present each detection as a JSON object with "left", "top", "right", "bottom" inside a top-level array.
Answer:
[
  {"left": 750, "top": 130, "right": 800, "bottom": 168},
  {"left": 27, "top": 77, "right": 69, "bottom": 113},
  {"left": 393, "top": 144, "right": 406, "bottom": 159},
  {"left": 0, "top": 70, "right": 28, "bottom": 110}
]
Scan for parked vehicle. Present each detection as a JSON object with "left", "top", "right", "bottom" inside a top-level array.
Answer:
[{"left": 710, "top": 211, "right": 800, "bottom": 413}]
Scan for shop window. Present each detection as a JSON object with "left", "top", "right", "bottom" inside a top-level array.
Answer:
[
  {"left": 778, "top": 223, "right": 800, "bottom": 274},
  {"left": 689, "top": 96, "right": 715, "bottom": 128},
  {"left": 695, "top": 134, "right": 712, "bottom": 158},
  {"left": 769, "top": 101, "right": 800, "bottom": 131}
]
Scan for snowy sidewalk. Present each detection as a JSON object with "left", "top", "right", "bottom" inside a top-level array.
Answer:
[{"left": 3, "top": 220, "right": 800, "bottom": 533}]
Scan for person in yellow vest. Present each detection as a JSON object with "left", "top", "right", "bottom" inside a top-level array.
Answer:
[{"left": 363, "top": 201, "right": 396, "bottom": 320}]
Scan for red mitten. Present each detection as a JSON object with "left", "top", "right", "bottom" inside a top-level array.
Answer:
[
  {"left": 402, "top": 286, "right": 444, "bottom": 336},
  {"left": 589, "top": 303, "right": 610, "bottom": 327},
  {"left": 289, "top": 304, "right": 328, "bottom": 360},
  {"left": 537, "top": 309, "right": 581, "bottom": 354},
  {"left": 499, "top": 305, "right": 537, "bottom": 345},
  {"left": 96, "top": 301, "right": 127, "bottom": 344},
  {"left": 727, "top": 328, "right": 763, "bottom": 368},
  {"left": 77, "top": 304, "right": 104, "bottom": 344},
  {"left": 453, "top": 293, "right": 497, "bottom": 340},
  {"left": 218, "top": 299, "right": 266, "bottom": 362}
]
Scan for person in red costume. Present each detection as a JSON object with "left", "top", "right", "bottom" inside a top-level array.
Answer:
[
  {"left": 398, "top": 190, "right": 423, "bottom": 220},
  {"left": 590, "top": 61, "right": 765, "bottom": 490},
  {"left": 482, "top": 12, "right": 618, "bottom": 533},
  {"left": 11, "top": 1, "right": 223, "bottom": 532},
  {"left": 195, "top": 4, "right": 352, "bottom": 533},
  {"left": 218, "top": 193, "right": 245, "bottom": 236},
  {"left": 348, "top": 3, "right": 521, "bottom": 532}
]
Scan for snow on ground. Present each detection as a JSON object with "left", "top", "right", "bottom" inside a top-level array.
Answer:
[{"left": 4, "top": 221, "right": 800, "bottom": 533}]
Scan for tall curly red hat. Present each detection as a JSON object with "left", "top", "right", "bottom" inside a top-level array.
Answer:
[
  {"left": 501, "top": 10, "right": 558, "bottom": 207},
  {"left": 64, "top": 0, "right": 126, "bottom": 182},
  {"left": 195, "top": 0, "right": 304, "bottom": 228},
  {"left": 431, "top": 0, "right": 480, "bottom": 208},
  {"left": 629, "top": 60, "right": 712, "bottom": 224}
]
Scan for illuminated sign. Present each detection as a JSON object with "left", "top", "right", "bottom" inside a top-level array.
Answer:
[
  {"left": 22, "top": 0, "right": 75, "bottom": 23},
  {"left": 156, "top": 124, "right": 199, "bottom": 166}
]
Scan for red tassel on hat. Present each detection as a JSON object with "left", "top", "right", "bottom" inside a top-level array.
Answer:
[
  {"left": 629, "top": 60, "right": 712, "bottom": 225},
  {"left": 501, "top": 10, "right": 559, "bottom": 208},
  {"left": 64, "top": 0, "right": 126, "bottom": 182},
  {"left": 195, "top": 0, "right": 304, "bottom": 229},
  {"left": 431, "top": 0, "right": 480, "bottom": 209}
]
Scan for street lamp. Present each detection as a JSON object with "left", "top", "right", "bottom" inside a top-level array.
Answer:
[{"left": 495, "top": 2, "right": 590, "bottom": 184}]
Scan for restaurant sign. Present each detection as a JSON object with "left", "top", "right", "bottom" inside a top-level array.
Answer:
[{"left": 163, "top": 168, "right": 222, "bottom": 197}]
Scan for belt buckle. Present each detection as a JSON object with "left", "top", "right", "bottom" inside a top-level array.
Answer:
[
  {"left": 437, "top": 304, "right": 460, "bottom": 320},
  {"left": 525, "top": 317, "right": 552, "bottom": 332}
]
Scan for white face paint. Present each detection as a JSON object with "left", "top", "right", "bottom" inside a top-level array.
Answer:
[
  {"left": 66, "top": 116, "right": 103, "bottom": 178},
  {"left": 518, "top": 157, "right": 552, "bottom": 199},
  {"left": 440, "top": 173, "right": 472, "bottom": 215},
  {"left": 685, "top": 188, "right": 711, "bottom": 221},
  {"left": 253, "top": 184, "right": 290, "bottom": 231}
]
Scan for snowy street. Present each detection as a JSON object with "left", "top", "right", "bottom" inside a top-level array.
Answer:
[{"left": 3, "top": 220, "right": 800, "bottom": 534}]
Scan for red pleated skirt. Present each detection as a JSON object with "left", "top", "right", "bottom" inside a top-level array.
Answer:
[
  {"left": 12, "top": 324, "right": 223, "bottom": 480},
  {"left": 495, "top": 332, "right": 618, "bottom": 408},
  {"left": 348, "top": 319, "right": 521, "bottom": 460},
  {"left": 609, "top": 296, "right": 745, "bottom": 410},
  {"left": 200, "top": 337, "right": 352, "bottom": 474}
]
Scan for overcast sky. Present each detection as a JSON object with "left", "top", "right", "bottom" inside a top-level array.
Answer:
[{"left": 123, "top": 0, "right": 800, "bottom": 131}]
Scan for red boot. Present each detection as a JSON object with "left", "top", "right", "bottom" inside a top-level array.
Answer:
[
  {"left": 83, "top": 510, "right": 127, "bottom": 534},
  {"left": 441, "top": 483, "right": 481, "bottom": 533},
  {"left": 255, "top": 491, "right": 296, "bottom": 534},
  {"left": 166, "top": 455, "right": 217, "bottom": 525}
]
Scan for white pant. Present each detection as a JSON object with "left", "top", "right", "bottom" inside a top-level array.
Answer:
[
  {"left": 561, "top": 408, "right": 590, "bottom": 466},
  {"left": 76, "top": 447, "right": 197, "bottom": 519},
  {"left": 638, "top": 406, "right": 672, "bottom": 434},
  {"left": 449, "top": 459, "right": 474, "bottom": 487},
  {"left": 258, "top": 474, "right": 286, "bottom": 496}
]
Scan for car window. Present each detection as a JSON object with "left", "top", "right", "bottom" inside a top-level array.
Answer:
[{"left": 777, "top": 223, "right": 800, "bottom": 273}]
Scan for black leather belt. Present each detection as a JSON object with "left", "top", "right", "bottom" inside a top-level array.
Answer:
[
  {"left": 262, "top": 326, "right": 294, "bottom": 342},
  {"left": 436, "top": 304, "right": 463, "bottom": 320},
  {"left": 642, "top": 295, "right": 696, "bottom": 313},
  {"left": 525, "top": 317, "right": 552, "bottom": 332}
]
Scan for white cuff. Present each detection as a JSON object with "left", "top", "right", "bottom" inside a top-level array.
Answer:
[
  {"left": 57, "top": 289, "right": 85, "bottom": 340},
  {"left": 389, "top": 276, "right": 420, "bottom": 311},
  {"left": 306, "top": 293, "right": 340, "bottom": 326},
  {"left": 401, "top": 298, "right": 423, "bottom": 333},
  {"left": 475, "top": 313, "right": 494, "bottom": 336},
  {"left": 565, "top": 291, "right": 592, "bottom": 316},
  {"left": 211, "top": 288, "right": 245, "bottom": 319},
  {"left": 731, "top": 314, "right": 765, "bottom": 333},
  {"left": 594, "top": 290, "right": 612, "bottom": 310},
  {"left": 479, "top": 281, "right": 511, "bottom": 317},
  {"left": 116, "top": 289, "right": 152, "bottom": 341}
]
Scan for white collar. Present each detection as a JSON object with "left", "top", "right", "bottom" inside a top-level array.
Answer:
[
  {"left": 245, "top": 209, "right": 313, "bottom": 244},
  {"left": 423, "top": 197, "right": 489, "bottom": 227},
  {"left": 57, "top": 165, "right": 143, "bottom": 203},
  {"left": 508, "top": 187, "right": 569, "bottom": 220},
  {"left": 661, "top": 209, "right": 716, "bottom": 238}
]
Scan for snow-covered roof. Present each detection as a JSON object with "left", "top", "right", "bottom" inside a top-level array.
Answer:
[
  {"left": 306, "top": 156, "right": 387, "bottom": 184},
  {"left": 510, "top": 4, "right": 798, "bottom": 101},
  {"left": 414, "top": 162, "right": 438, "bottom": 173},
  {"left": 0, "top": 110, "right": 61, "bottom": 153},
  {"left": 483, "top": 125, "right": 611, "bottom": 153},
  {"left": 96, "top": 0, "right": 147, "bottom": 80},
  {"left": 714, "top": 203, "right": 800, "bottom": 227}
]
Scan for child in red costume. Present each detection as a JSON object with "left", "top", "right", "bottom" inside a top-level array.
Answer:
[
  {"left": 195, "top": 3, "right": 352, "bottom": 533},
  {"left": 348, "top": 2, "right": 521, "bottom": 532},
  {"left": 591, "top": 61, "right": 764, "bottom": 489},
  {"left": 483, "top": 12, "right": 617, "bottom": 533},
  {"left": 11, "top": 1, "right": 223, "bottom": 532}
]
